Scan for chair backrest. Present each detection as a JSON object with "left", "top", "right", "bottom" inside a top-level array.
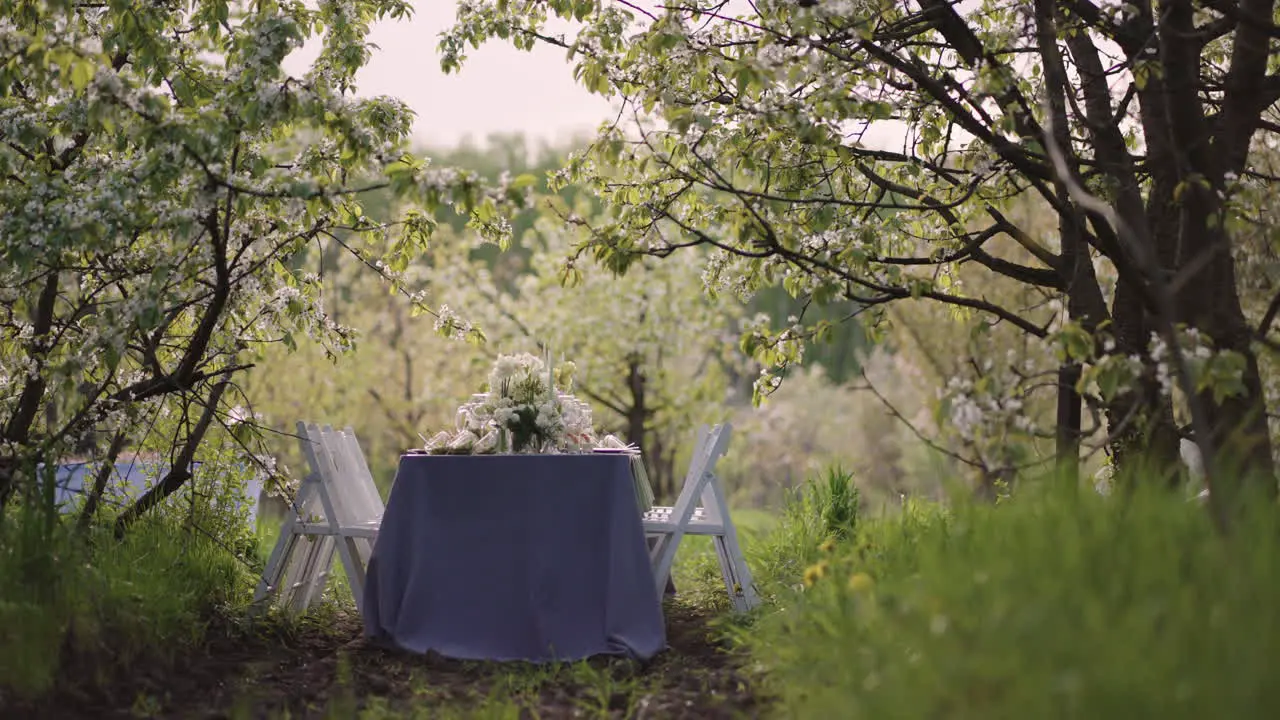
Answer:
[
  {"left": 669, "top": 423, "right": 732, "bottom": 519},
  {"left": 322, "top": 425, "right": 384, "bottom": 521},
  {"left": 296, "top": 422, "right": 382, "bottom": 526}
]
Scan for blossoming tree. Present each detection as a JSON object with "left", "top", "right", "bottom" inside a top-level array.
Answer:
[
  {"left": 442, "top": 0, "right": 1280, "bottom": 521},
  {"left": 0, "top": 0, "right": 516, "bottom": 529}
]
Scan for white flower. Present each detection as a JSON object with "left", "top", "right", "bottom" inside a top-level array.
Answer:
[
  {"left": 493, "top": 355, "right": 520, "bottom": 379},
  {"left": 950, "top": 395, "right": 984, "bottom": 439},
  {"left": 228, "top": 405, "right": 252, "bottom": 425},
  {"left": 1094, "top": 465, "right": 1114, "bottom": 496}
]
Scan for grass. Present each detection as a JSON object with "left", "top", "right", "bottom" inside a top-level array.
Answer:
[
  {"left": 11, "top": 461, "right": 1280, "bottom": 720},
  {"left": 745, "top": 482, "right": 1280, "bottom": 719},
  {"left": 319, "top": 652, "right": 664, "bottom": 719},
  {"left": 0, "top": 510, "right": 254, "bottom": 701}
]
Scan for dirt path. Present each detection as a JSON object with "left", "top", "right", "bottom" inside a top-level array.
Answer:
[{"left": 11, "top": 602, "right": 764, "bottom": 719}]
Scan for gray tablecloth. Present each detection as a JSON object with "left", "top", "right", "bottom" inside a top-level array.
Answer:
[{"left": 363, "top": 454, "right": 666, "bottom": 662}]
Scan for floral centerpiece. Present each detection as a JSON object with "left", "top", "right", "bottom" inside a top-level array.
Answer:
[
  {"left": 483, "top": 352, "right": 576, "bottom": 453},
  {"left": 424, "top": 351, "right": 598, "bottom": 454}
]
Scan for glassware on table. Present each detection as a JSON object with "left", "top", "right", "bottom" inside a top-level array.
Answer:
[{"left": 455, "top": 404, "right": 476, "bottom": 432}]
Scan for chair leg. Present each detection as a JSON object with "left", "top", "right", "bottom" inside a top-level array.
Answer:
[
  {"left": 712, "top": 535, "right": 754, "bottom": 613},
  {"left": 648, "top": 532, "right": 676, "bottom": 601},
  {"left": 711, "top": 535, "right": 739, "bottom": 610},
  {"left": 289, "top": 536, "right": 336, "bottom": 615},
  {"left": 646, "top": 535, "right": 678, "bottom": 596},
  {"left": 714, "top": 532, "right": 760, "bottom": 612},
  {"left": 340, "top": 535, "right": 369, "bottom": 614},
  {"left": 285, "top": 537, "right": 318, "bottom": 614},
  {"left": 253, "top": 531, "right": 299, "bottom": 612},
  {"left": 251, "top": 475, "right": 318, "bottom": 615}
]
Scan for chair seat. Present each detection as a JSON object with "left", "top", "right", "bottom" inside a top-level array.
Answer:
[
  {"left": 295, "top": 519, "right": 381, "bottom": 538},
  {"left": 642, "top": 505, "right": 724, "bottom": 534}
]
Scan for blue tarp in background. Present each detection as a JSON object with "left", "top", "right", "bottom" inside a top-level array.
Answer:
[{"left": 41, "top": 461, "right": 264, "bottom": 524}]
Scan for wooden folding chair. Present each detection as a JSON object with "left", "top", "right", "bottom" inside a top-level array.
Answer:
[
  {"left": 252, "top": 421, "right": 384, "bottom": 616},
  {"left": 252, "top": 465, "right": 336, "bottom": 615},
  {"left": 642, "top": 423, "right": 760, "bottom": 612}
]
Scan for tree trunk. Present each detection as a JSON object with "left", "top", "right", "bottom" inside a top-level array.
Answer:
[
  {"left": 1178, "top": 231, "right": 1278, "bottom": 508},
  {"left": 623, "top": 354, "right": 666, "bottom": 497},
  {"left": 1034, "top": 0, "right": 1109, "bottom": 487},
  {"left": 0, "top": 274, "right": 61, "bottom": 506},
  {"left": 1055, "top": 363, "right": 1082, "bottom": 482},
  {"left": 1150, "top": 0, "right": 1276, "bottom": 508}
]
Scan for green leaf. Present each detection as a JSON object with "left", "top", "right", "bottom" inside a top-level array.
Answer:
[
  {"left": 510, "top": 173, "right": 538, "bottom": 190},
  {"left": 734, "top": 66, "right": 756, "bottom": 97},
  {"left": 69, "top": 58, "right": 95, "bottom": 92},
  {"left": 1057, "top": 325, "right": 1095, "bottom": 362},
  {"left": 231, "top": 421, "right": 253, "bottom": 445}
]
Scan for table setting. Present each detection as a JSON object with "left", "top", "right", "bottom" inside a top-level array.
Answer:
[{"left": 362, "top": 350, "right": 666, "bottom": 662}]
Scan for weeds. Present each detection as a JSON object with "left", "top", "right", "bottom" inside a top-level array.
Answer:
[{"left": 817, "top": 465, "right": 860, "bottom": 541}]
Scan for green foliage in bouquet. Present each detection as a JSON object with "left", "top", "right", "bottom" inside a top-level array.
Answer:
[
  {"left": 495, "top": 376, "right": 554, "bottom": 453},
  {"left": 507, "top": 405, "right": 544, "bottom": 453}
]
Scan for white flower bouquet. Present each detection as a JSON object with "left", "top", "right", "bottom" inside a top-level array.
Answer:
[{"left": 425, "top": 352, "right": 598, "bottom": 454}]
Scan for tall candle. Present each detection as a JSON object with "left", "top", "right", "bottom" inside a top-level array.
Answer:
[{"left": 546, "top": 343, "right": 554, "bottom": 400}]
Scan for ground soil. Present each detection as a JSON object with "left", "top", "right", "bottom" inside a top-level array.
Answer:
[{"left": 4, "top": 602, "right": 765, "bottom": 719}]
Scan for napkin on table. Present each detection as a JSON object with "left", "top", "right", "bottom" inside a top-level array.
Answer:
[{"left": 599, "top": 434, "right": 629, "bottom": 449}]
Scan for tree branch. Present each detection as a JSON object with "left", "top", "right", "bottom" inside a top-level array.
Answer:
[{"left": 113, "top": 375, "right": 232, "bottom": 537}]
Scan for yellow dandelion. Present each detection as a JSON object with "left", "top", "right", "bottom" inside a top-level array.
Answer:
[
  {"left": 818, "top": 537, "right": 837, "bottom": 554},
  {"left": 848, "top": 572, "right": 875, "bottom": 594},
  {"left": 803, "top": 560, "right": 829, "bottom": 587}
]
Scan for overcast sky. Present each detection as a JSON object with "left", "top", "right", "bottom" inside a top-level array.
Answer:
[
  {"left": 283, "top": 2, "right": 911, "bottom": 153},
  {"left": 285, "top": 3, "right": 616, "bottom": 150}
]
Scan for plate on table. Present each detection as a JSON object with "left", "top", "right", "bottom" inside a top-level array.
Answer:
[{"left": 592, "top": 447, "right": 641, "bottom": 455}]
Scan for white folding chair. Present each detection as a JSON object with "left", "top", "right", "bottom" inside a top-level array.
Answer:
[
  {"left": 252, "top": 421, "right": 384, "bottom": 616},
  {"left": 642, "top": 423, "right": 760, "bottom": 612},
  {"left": 256, "top": 474, "right": 338, "bottom": 615}
]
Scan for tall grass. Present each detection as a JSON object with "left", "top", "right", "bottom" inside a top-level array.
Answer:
[
  {"left": 0, "top": 511, "right": 254, "bottom": 700},
  {"left": 745, "top": 480, "right": 1280, "bottom": 718},
  {"left": 671, "top": 469, "right": 859, "bottom": 612}
]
